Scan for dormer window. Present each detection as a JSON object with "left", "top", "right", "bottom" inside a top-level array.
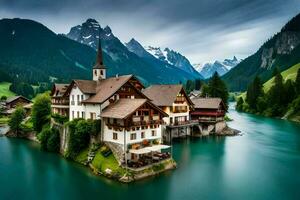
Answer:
[{"left": 100, "top": 70, "right": 103, "bottom": 75}]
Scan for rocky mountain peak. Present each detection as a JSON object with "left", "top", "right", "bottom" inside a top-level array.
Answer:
[
  {"left": 194, "top": 56, "right": 241, "bottom": 79},
  {"left": 103, "top": 25, "right": 112, "bottom": 34}
]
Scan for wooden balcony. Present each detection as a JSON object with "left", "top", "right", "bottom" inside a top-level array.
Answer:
[{"left": 167, "top": 119, "right": 199, "bottom": 128}]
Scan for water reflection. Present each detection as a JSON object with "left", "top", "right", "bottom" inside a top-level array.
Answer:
[{"left": 0, "top": 105, "right": 300, "bottom": 200}]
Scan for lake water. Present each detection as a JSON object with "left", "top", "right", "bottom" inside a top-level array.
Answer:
[{"left": 1, "top": 104, "right": 300, "bottom": 200}]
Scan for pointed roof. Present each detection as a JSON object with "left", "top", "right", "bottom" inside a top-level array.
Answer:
[
  {"left": 82, "top": 75, "right": 147, "bottom": 104},
  {"left": 142, "top": 84, "right": 194, "bottom": 107},
  {"left": 191, "top": 98, "right": 226, "bottom": 110},
  {"left": 50, "top": 83, "right": 70, "bottom": 97},
  {"left": 93, "top": 38, "right": 106, "bottom": 69},
  {"left": 100, "top": 98, "right": 168, "bottom": 119}
]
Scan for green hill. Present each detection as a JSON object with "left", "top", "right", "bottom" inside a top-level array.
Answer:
[
  {"left": 0, "top": 82, "right": 15, "bottom": 97},
  {"left": 238, "top": 63, "right": 300, "bottom": 100},
  {"left": 223, "top": 13, "right": 300, "bottom": 91},
  {"left": 263, "top": 63, "right": 300, "bottom": 92}
]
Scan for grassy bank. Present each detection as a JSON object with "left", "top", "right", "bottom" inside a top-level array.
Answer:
[
  {"left": 91, "top": 148, "right": 126, "bottom": 177},
  {"left": 0, "top": 82, "right": 15, "bottom": 97}
]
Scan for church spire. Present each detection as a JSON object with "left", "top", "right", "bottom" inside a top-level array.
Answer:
[
  {"left": 93, "top": 38, "right": 107, "bottom": 81},
  {"left": 93, "top": 38, "right": 106, "bottom": 69}
]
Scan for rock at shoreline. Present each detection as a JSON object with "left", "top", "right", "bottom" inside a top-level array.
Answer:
[{"left": 217, "top": 126, "right": 241, "bottom": 136}]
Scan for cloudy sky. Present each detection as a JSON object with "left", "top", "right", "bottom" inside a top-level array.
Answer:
[{"left": 1, "top": 0, "right": 300, "bottom": 63}]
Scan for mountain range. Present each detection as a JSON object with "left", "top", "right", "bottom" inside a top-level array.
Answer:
[
  {"left": 0, "top": 18, "right": 203, "bottom": 90},
  {"left": 66, "top": 19, "right": 203, "bottom": 83},
  {"left": 193, "top": 56, "right": 241, "bottom": 79},
  {"left": 223, "top": 13, "right": 300, "bottom": 91}
]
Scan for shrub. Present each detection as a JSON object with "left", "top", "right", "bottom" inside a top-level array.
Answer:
[
  {"left": 8, "top": 106, "right": 25, "bottom": 134},
  {"left": 38, "top": 127, "right": 60, "bottom": 152},
  {"left": 32, "top": 93, "right": 51, "bottom": 133},
  {"left": 0, "top": 96, "right": 7, "bottom": 101},
  {"left": 38, "top": 127, "right": 52, "bottom": 151},
  {"left": 52, "top": 113, "right": 68, "bottom": 124},
  {"left": 47, "top": 128, "right": 60, "bottom": 152},
  {"left": 66, "top": 119, "right": 93, "bottom": 158}
]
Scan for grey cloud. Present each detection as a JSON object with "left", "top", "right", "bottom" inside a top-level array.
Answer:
[{"left": 1, "top": 0, "right": 300, "bottom": 62}]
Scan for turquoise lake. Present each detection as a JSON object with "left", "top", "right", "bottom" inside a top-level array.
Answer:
[{"left": 1, "top": 104, "right": 300, "bottom": 200}]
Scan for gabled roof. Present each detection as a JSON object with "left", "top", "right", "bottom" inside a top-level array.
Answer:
[
  {"left": 64, "top": 80, "right": 97, "bottom": 97},
  {"left": 74, "top": 80, "right": 97, "bottom": 94},
  {"left": 192, "top": 98, "right": 226, "bottom": 110},
  {"left": 142, "top": 84, "right": 193, "bottom": 106},
  {"left": 6, "top": 96, "right": 31, "bottom": 104},
  {"left": 82, "top": 75, "right": 147, "bottom": 104},
  {"left": 100, "top": 98, "right": 168, "bottom": 119},
  {"left": 82, "top": 75, "right": 132, "bottom": 103},
  {"left": 51, "top": 83, "right": 69, "bottom": 96}
]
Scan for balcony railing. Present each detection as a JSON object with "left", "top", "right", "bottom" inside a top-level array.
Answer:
[{"left": 168, "top": 119, "right": 199, "bottom": 127}]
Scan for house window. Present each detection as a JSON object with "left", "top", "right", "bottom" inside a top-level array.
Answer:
[
  {"left": 152, "top": 130, "right": 157, "bottom": 137},
  {"left": 72, "top": 111, "right": 74, "bottom": 119},
  {"left": 113, "top": 132, "right": 118, "bottom": 140},
  {"left": 100, "top": 70, "right": 103, "bottom": 75},
  {"left": 81, "top": 95, "right": 84, "bottom": 101},
  {"left": 82, "top": 111, "right": 85, "bottom": 119},
  {"left": 130, "top": 133, "right": 137, "bottom": 140},
  {"left": 94, "top": 70, "right": 97, "bottom": 76},
  {"left": 71, "top": 95, "right": 75, "bottom": 105},
  {"left": 141, "top": 132, "right": 145, "bottom": 139},
  {"left": 90, "top": 112, "right": 96, "bottom": 120},
  {"left": 77, "top": 111, "right": 80, "bottom": 118},
  {"left": 77, "top": 95, "right": 81, "bottom": 105},
  {"left": 170, "top": 117, "right": 173, "bottom": 124}
]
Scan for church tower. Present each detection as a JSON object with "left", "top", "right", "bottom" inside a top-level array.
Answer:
[{"left": 93, "top": 39, "right": 106, "bottom": 81}]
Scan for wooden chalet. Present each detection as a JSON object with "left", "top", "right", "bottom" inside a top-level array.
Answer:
[{"left": 191, "top": 98, "right": 226, "bottom": 122}]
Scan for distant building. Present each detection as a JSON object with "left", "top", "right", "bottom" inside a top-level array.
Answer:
[
  {"left": 50, "top": 84, "right": 70, "bottom": 117},
  {"left": 191, "top": 98, "right": 227, "bottom": 135},
  {"left": 1, "top": 96, "right": 32, "bottom": 116},
  {"left": 5, "top": 96, "right": 32, "bottom": 109}
]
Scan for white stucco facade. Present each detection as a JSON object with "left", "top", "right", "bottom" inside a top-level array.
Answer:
[
  {"left": 103, "top": 124, "right": 162, "bottom": 147},
  {"left": 162, "top": 101, "right": 190, "bottom": 125},
  {"left": 69, "top": 86, "right": 102, "bottom": 121}
]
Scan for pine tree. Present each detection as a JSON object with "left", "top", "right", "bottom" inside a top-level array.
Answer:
[
  {"left": 185, "top": 80, "right": 195, "bottom": 94},
  {"left": 236, "top": 97, "right": 244, "bottom": 111},
  {"left": 268, "top": 70, "right": 285, "bottom": 116},
  {"left": 195, "top": 79, "right": 202, "bottom": 90},
  {"left": 284, "top": 79, "right": 295, "bottom": 104},
  {"left": 207, "top": 72, "right": 229, "bottom": 107},
  {"left": 246, "top": 76, "right": 263, "bottom": 111}
]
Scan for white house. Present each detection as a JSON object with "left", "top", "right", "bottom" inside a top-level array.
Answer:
[{"left": 100, "top": 98, "right": 169, "bottom": 163}]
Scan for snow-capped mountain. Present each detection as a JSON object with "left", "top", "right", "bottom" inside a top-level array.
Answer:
[
  {"left": 144, "top": 46, "right": 199, "bottom": 75},
  {"left": 125, "top": 39, "right": 203, "bottom": 79},
  {"left": 65, "top": 19, "right": 203, "bottom": 83},
  {"left": 194, "top": 56, "right": 241, "bottom": 79}
]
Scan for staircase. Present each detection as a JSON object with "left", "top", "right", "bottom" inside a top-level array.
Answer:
[{"left": 104, "top": 142, "right": 125, "bottom": 165}]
